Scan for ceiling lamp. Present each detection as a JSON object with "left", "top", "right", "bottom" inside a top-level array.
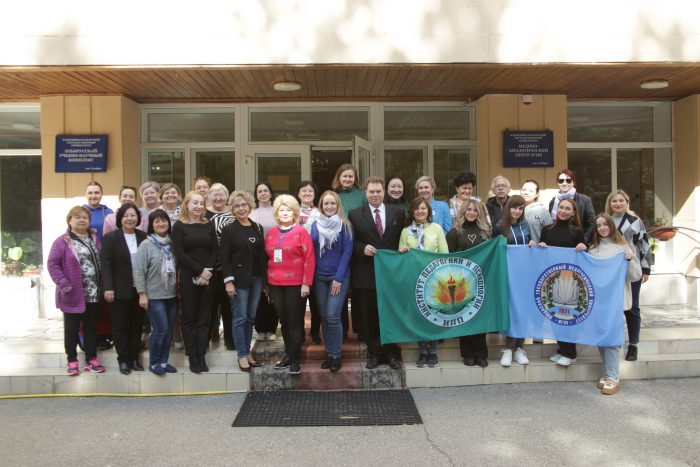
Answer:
[
  {"left": 273, "top": 82, "right": 301, "bottom": 92},
  {"left": 640, "top": 79, "right": 669, "bottom": 90}
]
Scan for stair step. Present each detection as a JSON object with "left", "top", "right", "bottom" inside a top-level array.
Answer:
[{"left": 250, "top": 360, "right": 404, "bottom": 391}]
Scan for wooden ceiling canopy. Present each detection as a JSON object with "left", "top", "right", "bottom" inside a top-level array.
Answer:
[{"left": 0, "top": 63, "right": 698, "bottom": 103}]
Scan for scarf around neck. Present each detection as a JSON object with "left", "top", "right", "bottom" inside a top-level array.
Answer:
[
  {"left": 148, "top": 234, "right": 175, "bottom": 287},
  {"left": 316, "top": 214, "right": 342, "bottom": 256},
  {"left": 551, "top": 187, "right": 577, "bottom": 220},
  {"left": 408, "top": 222, "right": 426, "bottom": 250}
]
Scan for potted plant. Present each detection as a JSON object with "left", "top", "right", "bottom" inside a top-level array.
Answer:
[{"left": 649, "top": 215, "right": 676, "bottom": 241}]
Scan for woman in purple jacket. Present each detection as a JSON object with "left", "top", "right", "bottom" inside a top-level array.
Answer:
[{"left": 47, "top": 206, "right": 106, "bottom": 376}]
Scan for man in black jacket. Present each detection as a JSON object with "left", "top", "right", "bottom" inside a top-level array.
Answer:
[{"left": 348, "top": 176, "right": 405, "bottom": 369}]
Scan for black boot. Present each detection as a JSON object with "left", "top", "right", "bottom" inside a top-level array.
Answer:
[
  {"left": 189, "top": 356, "right": 202, "bottom": 374},
  {"left": 625, "top": 344, "right": 638, "bottom": 361}
]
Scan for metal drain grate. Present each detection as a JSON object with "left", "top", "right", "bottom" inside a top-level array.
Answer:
[{"left": 232, "top": 390, "right": 422, "bottom": 427}]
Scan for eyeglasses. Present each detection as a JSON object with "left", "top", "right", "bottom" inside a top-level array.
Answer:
[
  {"left": 494, "top": 183, "right": 510, "bottom": 189},
  {"left": 557, "top": 178, "right": 573, "bottom": 184},
  {"left": 232, "top": 203, "right": 249, "bottom": 210}
]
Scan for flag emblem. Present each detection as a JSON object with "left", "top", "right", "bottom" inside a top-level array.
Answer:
[{"left": 534, "top": 263, "right": 595, "bottom": 326}]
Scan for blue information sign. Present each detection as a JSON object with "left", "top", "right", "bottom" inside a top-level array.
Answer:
[
  {"left": 503, "top": 130, "right": 553, "bottom": 168},
  {"left": 55, "top": 135, "right": 108, "bottom": 173}
]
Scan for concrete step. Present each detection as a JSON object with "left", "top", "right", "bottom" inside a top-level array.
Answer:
[
  {"left": 405, "top": 353, "right": 700, "bottom": 388},
  {"left": 0, "top": 366, "right": 250, "bottom": 396},
  {"left": 250, "top": 360, "right": 405, "bottom": 391}
]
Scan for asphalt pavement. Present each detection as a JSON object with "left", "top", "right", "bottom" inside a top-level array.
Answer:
[{"left": 1, "top": 378, "right": 698, "bottom": 466}]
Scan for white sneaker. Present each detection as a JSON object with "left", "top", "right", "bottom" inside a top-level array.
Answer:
[
  {"left": 500, "top": 349, "right": 513, "bottom": 367},
  {"left": 513, "top": 348, "right": 529, "bottom": 365},
  {"left": 556, "top": 355, "right": 576, "bottom": 366},
  {"left": 268, "top": 333, "right": 277, "bottom": 341},
  {"left": 549, "top": 353, "right": 562, "bottom": 362}
]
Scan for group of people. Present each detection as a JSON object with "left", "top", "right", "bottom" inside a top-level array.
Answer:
[{"left": 47, "top": 165, "right": 650, "bottom": 395}]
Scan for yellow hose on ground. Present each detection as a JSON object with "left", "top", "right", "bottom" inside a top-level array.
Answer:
[{"left": 0, "top": 390, "right": 245, "bottom": 399}]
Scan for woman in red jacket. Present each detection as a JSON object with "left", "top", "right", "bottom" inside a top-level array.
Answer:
[{"left": 265, "top": 194, "right": 315, "bottom": 375}]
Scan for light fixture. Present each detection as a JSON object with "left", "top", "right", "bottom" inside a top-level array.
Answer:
[
  {"left": 640, "top": 79, "right": 669, "bottom": 90},
  {"left": 273, "top": 81, "right": 301, "bottom": 92}
]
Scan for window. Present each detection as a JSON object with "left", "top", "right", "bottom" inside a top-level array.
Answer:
[
  {"left": 143, "top": 108, "right": 235, "bottom": 143},
  {"left": 0, "top": 109, "right": 40, "bottom": 149},
  {"left": 384, "top": 107, "right": 471, "bottom": 140},
  {"left": 567, "top": 103, "right": 673, "bottom": 227},
  {"left": 249, "top": 107, "right": 369, "bottom": 141}
]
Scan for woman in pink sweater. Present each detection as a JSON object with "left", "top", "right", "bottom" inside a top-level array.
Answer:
[{"left": 265, "top": 194, "right": 315, "bottom": 375}]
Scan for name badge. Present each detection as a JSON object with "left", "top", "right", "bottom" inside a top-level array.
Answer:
[
  {"left": 165, "top": 259, "right": 175, "bottom": 273},
  {"left": 274, "top": 249, "right": 283, "bottom": 263}
]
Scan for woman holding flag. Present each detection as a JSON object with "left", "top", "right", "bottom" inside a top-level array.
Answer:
[
  {"left": 446, "top": 198, "right": 491, "bottom": 367},
  {"left": 587, "top": 213, "right": 641, "bottom": 394},
  {"left": 538, "top": 198, "right": 587, "bottom": 366},
  {"left": 399, "top": 197, "right": 449, "bottom": 368},
  {"left": 499, "top": 195, "right": 536, "bottom": 367}
]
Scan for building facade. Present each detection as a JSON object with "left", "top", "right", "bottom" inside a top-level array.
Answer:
[{"left": 1, "top": 1, "right": 699, "bottom": 312}]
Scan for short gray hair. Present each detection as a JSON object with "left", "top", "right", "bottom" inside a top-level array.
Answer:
[{"left": 491, "top": 175, "right": 511, "bottom": 189}]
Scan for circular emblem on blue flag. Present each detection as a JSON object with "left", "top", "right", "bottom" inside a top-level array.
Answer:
[
  {"left": 415, "top": 257, "right": 485, "bottom": 327},
  {"left": 534, "top": 263, "right": 595, "bottom": 326}
]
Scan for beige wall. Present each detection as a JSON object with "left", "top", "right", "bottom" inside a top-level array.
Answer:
[
  {"left": 39, "top": 95, "right": 139, "bottom": 317},
  {"left": 475, "top": 94, "right": 567, "bottom": 201},
  {"left": 673, "top": 95, "right": 700, "bottom": 305},
  {"left": 39, "top": 95, "right": 139, "bottom": 262},
  {"left": 3, "top": 1, "right": 700, "bottom": 66}
]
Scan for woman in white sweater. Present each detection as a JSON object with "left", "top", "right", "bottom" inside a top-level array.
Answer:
[{"left": 587, "top": 213, "right": 642, "bottom": 395}]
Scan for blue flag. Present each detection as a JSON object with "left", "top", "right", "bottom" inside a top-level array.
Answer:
[{"left": 506, "top": 245, "right": 627, "bottom": 347}]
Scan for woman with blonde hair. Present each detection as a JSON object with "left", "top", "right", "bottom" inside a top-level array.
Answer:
[
  {"left": 221, "top": 190, "right": 267, "bottom": 372},
  {"left": 605, "top": 189, "right": 651, "bottom": 361},
  {"left": 415, "top": 175, "right": 451, "bottom": 234},
  {"left": 171, "top": 191, "right": 217, "bottom": 373},
  {"left": 159, "top": 183, "right": 182, "bottom": 223},
  {"left": 588, "top": 213, "right": 642, "bottom": 394},
  {"left": 265, "top": 195, "right": 315, "bottom": 375},
  {"left": 446, "top": 199, "right": 491, "bottom": 367},
  {"left": 310, "top": 190, "right": 353, "bottom": 371},
  {"left": 205, "top": 182, "right": 235, "bottom": 349}
]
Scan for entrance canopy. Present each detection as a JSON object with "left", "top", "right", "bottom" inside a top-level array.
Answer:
[{"left": 2, "top": 63, "right": 700, "bottom": 103}]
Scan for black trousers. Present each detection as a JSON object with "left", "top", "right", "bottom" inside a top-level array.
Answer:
[
  {"left": 269, "top": 285, "right": 306, "bottom": 362},
  {"left": 180, "top": 273, "right": 213, "bottom": 359},
  {"left": 64, "top": 302, "right": 99, "bottom": 362},
  {"left": 108, "top": 293, "right": 144, "bottom": 364},
  {"left": 254, "top": 291, "right": 279, "bottom": 334},
  {"left": 209, "top": 271, "right": 233, "bottom": 347},
  {"left": 304, "top": 285, "right": 321, "bottom": 337},
  {"left": 557, "top": 341, "right": 577, "bottom": 359},
  {"left": 353, "top": 287, "right": 400, "bottom": 359},
  {"left": 459, "top": 333, "right": 487, "bottom": 360},
  {"left": 349, "top": 292, "right": 364, "bottom": 339}
]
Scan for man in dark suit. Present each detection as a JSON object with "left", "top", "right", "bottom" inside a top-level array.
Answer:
[{"left": 348, "top": 176, "right": 405, "bottom": 369}]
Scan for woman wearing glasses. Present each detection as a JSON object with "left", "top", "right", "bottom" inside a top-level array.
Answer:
[{"left": 548, "top": 169, "right": 595, "bottom": 244}]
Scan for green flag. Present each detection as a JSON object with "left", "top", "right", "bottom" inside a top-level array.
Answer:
[{"left": 375, "top": 236, "right": 510, "bottom": 344}]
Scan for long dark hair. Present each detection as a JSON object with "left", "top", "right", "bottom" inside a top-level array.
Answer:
[{"left": 501, "top": 195, "right": 526, "bottom": 237}]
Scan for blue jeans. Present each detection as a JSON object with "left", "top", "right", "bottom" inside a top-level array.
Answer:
[
  {"left": 598, "top": 346, "right": 621, "bottom": 380},
  {"left": 147, "top": 298, "right": 177, "bottom": 368},
  {"left": 314, "top": 275, "right": 350, "bottom": 358},
  {"left": 230, "top": 277, "right": 263, "bottom": 358}
]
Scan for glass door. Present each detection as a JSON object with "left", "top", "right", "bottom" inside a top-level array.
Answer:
[
  {"left": 191, "top": 148, "right": 236, "bottom": 192},
  {"left": 311, "top": 147, "right": 351, "bottom": 194},
  {"left": 251, "top": 145, "right": 310, "bottom": 196},
  {"left": 142, "top": 149, "right": 186, "bottom": 193},
  {"left": 353, "top": 136, "right": 372, "bottom": 185}
]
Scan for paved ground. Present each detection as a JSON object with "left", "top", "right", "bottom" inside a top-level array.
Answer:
[{"left": 1, "top": 378, "right": 698, "bottom": 466}]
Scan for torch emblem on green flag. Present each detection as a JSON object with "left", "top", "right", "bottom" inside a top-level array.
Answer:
[{"left": 374, "top": 236, "right": 510, "bottom": 344}]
